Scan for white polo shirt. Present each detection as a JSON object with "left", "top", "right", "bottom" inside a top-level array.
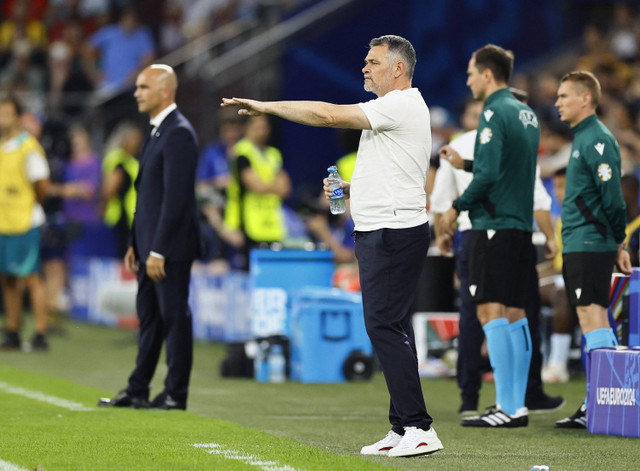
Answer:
[
  {"left": 430, "top": 130, "right": 475, "bottom": 231},
  {"left": 352, "top": 88, "right": 431, "bottom": 231}
]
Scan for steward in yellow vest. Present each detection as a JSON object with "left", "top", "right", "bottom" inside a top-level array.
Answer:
[
  {"left": 0, "top": 132, "right": 45, "bottom": 234},
  {"left": 224, "top": 116, "right": 291, "bottom": 267},
  {"left": 102, "top": 148, "right": 139, "bottom": 228},
  {"left": 101, "top": 125, "right": 142, "bottom": 257}
]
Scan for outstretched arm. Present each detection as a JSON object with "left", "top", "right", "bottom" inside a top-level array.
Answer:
[{"left": 221, "top": 98, "right": 371, "bottom": 130}]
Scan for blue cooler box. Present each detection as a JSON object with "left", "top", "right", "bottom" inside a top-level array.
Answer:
[
  {"left": 587, "top": 347, "right": 640, "bottom": 437},
  {"left": 290, "top": 287, "right": 373, "bottom": 383},
  {"left": 250, "top": 249, "right": 334, "bottom": 337}
]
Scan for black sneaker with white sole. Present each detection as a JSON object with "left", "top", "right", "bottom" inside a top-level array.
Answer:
[
  {"left": 460, "top": 406, "right": 529, "bottom": 427},
  {"left": 0, "top": 331, "right": 21, "bottom": 350},
  {"left": 554, "top": 404, "right": 587, "bottom": 429}
]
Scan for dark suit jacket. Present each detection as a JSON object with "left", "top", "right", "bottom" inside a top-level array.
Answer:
[{"left": 132, "top": 109, "right": 200, "bottom": 262}]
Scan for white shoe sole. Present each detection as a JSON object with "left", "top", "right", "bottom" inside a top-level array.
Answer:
[
  {"left": 360, "top": 449, "right": 391, "bottom": 456},
  {"left": 388, "top": 441, "right": 443, "bottom": 457}
]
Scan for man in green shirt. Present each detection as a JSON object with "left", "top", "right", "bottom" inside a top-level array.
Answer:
[
  {"left": 553, "top": 70, "right": 632, "bottom": 429},
  {"left": 441, "top": 44, "right": 539, "bottom": 427}
]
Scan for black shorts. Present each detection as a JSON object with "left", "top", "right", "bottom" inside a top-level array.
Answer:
[
  {"left": 562, "top": 251, "right": 616, "bottom": 307},
  {"left": 468, "top": 229, "right": 533, "bottom": 308}
]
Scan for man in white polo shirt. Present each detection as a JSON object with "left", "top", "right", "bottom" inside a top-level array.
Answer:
[{"left": 222, "top": 34, "right": 442, "bottom": 458}]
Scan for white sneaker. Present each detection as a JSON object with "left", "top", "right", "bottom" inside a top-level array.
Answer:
[
  {"left": 541, "top": 363, "right": 569, "bottom": 383},
  {"left": 387, "top": 426, "right": 443, "bottom": 457},
  {"left": 360, "top": 430, "right": 402, "bottom": 455}
]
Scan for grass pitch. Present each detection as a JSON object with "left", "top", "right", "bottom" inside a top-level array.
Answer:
[{"left": 0, "top": 318, "right": 637, "bottom": 470}]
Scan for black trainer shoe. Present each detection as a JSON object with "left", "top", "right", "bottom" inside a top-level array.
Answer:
[
  {"left": 0, "top": 331, "right": 21, "bottom": 351},
  {"left": 554, "top": 404, "right": 587, "bottom": 429},
  {"left": 461, "top": 406, "right": 529, "bottom": 427},
  {"left": 458, "top": 403, "right": 478, "bottom": 415},
  {"left": 31, "top": 334, "right": 49, "bottom": 351},
  {"left": 526, "top": 394, "right": 565, "bottom": 413}
]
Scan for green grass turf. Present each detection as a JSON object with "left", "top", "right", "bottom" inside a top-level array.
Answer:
[{"left": 0, "top": 317, "right": 637, "bottom": 470}]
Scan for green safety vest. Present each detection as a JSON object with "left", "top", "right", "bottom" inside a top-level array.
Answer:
[
  {"left": 102, "top": 149, "right": 139, "bottom": 228},
  {"left": 224, "top": 138, "right": 285, "bottom": 242}
]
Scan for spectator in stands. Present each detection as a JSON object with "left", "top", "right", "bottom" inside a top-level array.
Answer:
[
  {"left": 49, "top": 124, "right": 101, "bottom": 226},
  {"left": 0, "top": 37, "right": 45, "bottom": 98},
  {"left": 531, "top": 73, "right": 563, "bottom": 125},
  {"left": 48, "top": 124, "right": 110, "bottom": 285},
  {"left": 622, "top": 173, "right": 640, "bottom": 266},
  {"left": 158, "top": 2, "right": 187, "bottom": 56},
  {"left": 608, "top": 2, "right": 639, "bottom": 63},
  {"left": 0, "top": 95, "right": 50, "bottom": 351},
  {"left": 0, "top": 0, "right": 48, "bottom": 68},
  {"left": 538, "top": 120, "right": 573, "bottom": 179},
  {"left": 86, "top": 7, "right": 155, "bottom": 135},
  {"left": 44, "top": 40, "right": 93, "bottom": 120},
  {"left": 46, "top": 0, "right": 101, "bottom": 41},
  {"left": 196, "top": 112, "right": 245, "bottom": 272},
  {"left": 577, "top": 24, "right": 631, "bottom": 96},
  {"left": 198, "top": 113, "right": 244, "bottom": 194},
  {"left": 604, "top": 98, "right": 640, "bottom": 161},
  {"left": 86, "top": 7, "right": 155, "bottom": 96}
]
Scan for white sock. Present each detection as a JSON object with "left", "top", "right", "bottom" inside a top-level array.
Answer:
[{"left": 548, "top": 333, "right": 571, "bottom": 367}]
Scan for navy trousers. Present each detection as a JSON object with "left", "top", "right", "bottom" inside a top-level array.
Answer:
[
  {"left": 355, "top": 222, "right": 433, "bottom": 434},
  {"left": 127, "top": 260, "right": 194, "bottom": 403},
  {"left": 456, "top": 231, "right": 485, "bottom": 409}
]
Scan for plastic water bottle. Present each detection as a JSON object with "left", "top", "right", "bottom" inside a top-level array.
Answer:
[
  {"left": 254, "top": 340, "right": 269, "bottom": 382},
  {"left": 268, "top": 344, "right": 286, "bottom": 383},
  {"left": 327, "top": 165, "right": 346, "bottom": 215}
]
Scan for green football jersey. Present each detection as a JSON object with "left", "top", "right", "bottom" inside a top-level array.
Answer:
[
  {"left": 454, "top": 88, "right": 539, "bottom": 231},
  {"left": 561, "top": 114, "right": 626, "bottom": 253}
]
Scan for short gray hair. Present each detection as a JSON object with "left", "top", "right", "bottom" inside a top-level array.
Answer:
[{"left": 369, "top": 35, "right": 416, "bottom": 79}]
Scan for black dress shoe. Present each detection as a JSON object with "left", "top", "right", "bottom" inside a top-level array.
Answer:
[
  {"left": 98, "top": 390, "right": 149, "bottom": 409},
  {"left": 150, "top": 393, "right": 186, "bottom": 410}
]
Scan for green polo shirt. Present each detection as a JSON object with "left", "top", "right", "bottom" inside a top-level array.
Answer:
[
  {"left": 453, "top": 88, "right": 539, "bottom": 231},
  {"left": 561, "top": 114, "right": 626, "bottom": 253}
]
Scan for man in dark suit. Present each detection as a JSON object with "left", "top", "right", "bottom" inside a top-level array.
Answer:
[{"left": 99, "top": 64, "right": 200, "bottom": 410}]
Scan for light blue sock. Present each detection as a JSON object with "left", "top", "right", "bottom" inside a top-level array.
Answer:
[
  {"left": 583, "top": 328, "right": 617, "bottom": 407},
  {"left": 483, "top": 318, "right": 514, "bottom": 414},
  {"left": 509, "top": 318, "right": 532, "bottom": 412}
]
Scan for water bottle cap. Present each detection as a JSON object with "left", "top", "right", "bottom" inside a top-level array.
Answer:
[{"left": 327, "top": 165, "right": 337, "bottom": 173}]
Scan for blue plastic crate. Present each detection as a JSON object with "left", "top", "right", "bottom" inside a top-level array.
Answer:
[
  {"left": 290, "top": 287, "right": 373, "bottom": 383},
  {"left": 250, "top": 249, "right": 334, "bottom": 337}
]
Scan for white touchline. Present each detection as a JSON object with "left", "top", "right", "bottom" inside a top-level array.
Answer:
[
  {"left": 193, "top": 443, "right": 298, "bottom": 471},
  {"left": 0, "top": 458, "right": 30, "bottom": 471},
  {"left": 0, "top": 381, "right": 94, "bottom": 411}
]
